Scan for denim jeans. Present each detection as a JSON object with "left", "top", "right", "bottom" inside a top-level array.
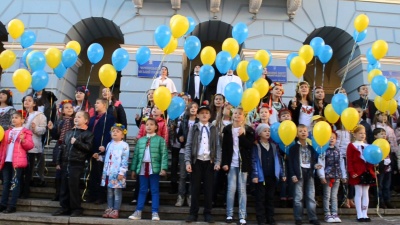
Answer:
[
  {"left": 226, "top": 167, "right": 248, "bottom": 219},
  {"left": 293, "top": 168, "right": 317, "bottom": 221},
  {"left": 178, "top": 153, "right": 190, "bottom": 196},
  {"left": 322, "top": 179, "right": 340, "bottom": 215},
  {"left": 1, "top": 162, "right": 23, "bottom": 208},
  {"left": 137, "top": 174, "right": 160, "bottom": 213},
  {"left": 378, "top": 172, "right": 391, "bottom": 202},
  {"left": 107, "top": 187, "right": 123, "bottom": 210}
]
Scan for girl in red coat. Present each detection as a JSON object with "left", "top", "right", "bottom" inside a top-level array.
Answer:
[{"left": 347, "top": 125, "right": 376, "bottom": 222}]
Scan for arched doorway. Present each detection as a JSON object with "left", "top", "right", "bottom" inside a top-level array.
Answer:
[
  {"left": 303, "top": 26, "right": 362, "bottom": 102},
  {"left": 65, "top": 17, "right": 124, "bottom": 103},
  {"left": 0, "top": 21, "right": 8, "bottom": 75}
]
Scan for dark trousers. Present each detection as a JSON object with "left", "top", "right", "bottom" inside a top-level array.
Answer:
[
  {"left": 88, "top": 159, "right": 106, "bottom": 201},
  {"left": 190, "top": 160, "right": 214, "bottom": 216},
  {"left": 22, "top": 153, "right": 42, "bottom": 197},
  {"left": 59, "top": 165, "right": 84, "bottom": 212},
  {"left": 378, "top": 172, "right": 391, "bottom": 202},
  {"left": 255, "top": 177, "right": 276, "bottom": 223},
  {"left": 212, "top": 170, "right": 227, "bottom": 205},
  {"left": 170, "top": 147, "right": 180, "bottom": 184},
  {"left": 1, "top": 162, "right": 23, "bottom": 208}
]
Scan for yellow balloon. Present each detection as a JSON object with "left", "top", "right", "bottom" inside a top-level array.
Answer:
[
  {"left": 388, "top": 99, "right": 397, "bottom": 115},
  {"left": 367, "top": 69, "right": 382, "bottom": 83},
  {"left": 371, "top": 40, "right": 388, "bottom": 60},
  {"left": 290, "top": 56, "right": 306, "bottom": 79},
  {"left": 324, "top": 104, "right": 340, "bottom": 124},
  {"left": 252, "top": 78, "right": 269, "bottom": 98},
  {"left": 278, "top": 120, "right": 297, "bottom": 146},
  {"left": 354, "top": 14, "right": 369, "bottom": 32},
  {"left": 66, "top": 41, "right": 81, "bottom": 55},
  {"left": 237, "top": 61, "right": 249, "bottom": 82},
  {"left": 374, "top": 96, "right": 390, "bottom": 113},
  {"left": 341, "top": 108, "right": 360, "bottom": 131},
  {"left": 313, "top": 121, "right": 332, "bottom": 146},
  {"left": 0, "top": 50, "right": 16, "bottom": 69},
  {"left": 7, "top": 19, "right": 25, "bottom": 39},
  {"left": 222, "top": 38, "right": 239, "bottom": 58},
  {"left": 0, "top": 126, "right": 4, "bottom": 142},
  {"left": 200, "top": 46, "right": 216, "bottom": 65},
  {"left": 373, "top": 138, "right": 390, "bottom": 160},
  {"left": 170, "top": 14, "right": 189, "bottom": 38},
  {"left": 241, "top": 88, "right": 260, "bottom": 112},
  {"left": 12, "top": 69, "right": 32, "bottom": 93},
  {"left": 299, "top": 45, "right": 314, "bottom": 64},
  {"left": 382, "top": 81, "right": 396, "bottom": 101},
  {"left": 45, "top": 48, "right": 62, "bottom": 69},
  {"left": 153, "top": 86, "right": 172, "bottom": 111},
  {"left": 254, "top": 50, "right": 270, "bottom": 68},
  {"left": 163, "top": 37, "right": 178, "bottom": 55},
  {"left": 98, "top": 64, "right": 117, "bottom": 88}
]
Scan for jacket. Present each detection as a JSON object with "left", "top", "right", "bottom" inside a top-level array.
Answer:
[
  {"left": 288, "top": 142, "right": 318, "bottom": 179},
  {"left": 335, "top": 129, "right": 351, "bottom": 157},
  {"left": 107, "top": 100, "right": 127, "bottom": 128},
  {"left": 0, "top": 107, "right": 16, "bottom": 130},
  {"left": 221, "top": 124, "right": 254, "bottom": 173},
  {"left": 50, "top": 118, "right": 75, "bottom": 143},
  {"left": 317, "top": 146, "right": 347, "bottom": 179},
  {"left": 24, "top": 111, "right": 47, "bottom": 153},
  {"left": 100, "top": 140, "right": 130, "bottom": 188},
  {"left": 352, "top": 97, "right": 377, "bottom": 122},
  {"left": 135, "top": 104, "right": 154, "bottom": 128},
  {"left": 184, "top": 122, "right": 221, "bottom": 166},
  {"left": 252, "top": 142, "right": 284, "bottom": 182},
  {"left": 178, "top": 116, "right": 198, "bottom": 148},
  {"left": 137, "top": 117, "right": 169, "bottom": 146},
  {"left": 57, "top": 128, "right": 94, "bottom": 166},
  {"left": 0, "top": 128, "right": 34, "bottom": 170},
  {"left": 347, "top": 142, "right": 376, "bottom": 186},
  {"left": 372, "top": 122, "right": 400, "bottom": 166},
  {"left": 130, "top": 135, "right": 168, "bottom": 174},
  {"left": 88, "top": 113, "right": 115, "bottom": 154}
]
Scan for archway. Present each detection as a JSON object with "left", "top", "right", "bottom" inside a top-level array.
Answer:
[{"left": 0, "top": 21, "right": 8, "bottom": 75}]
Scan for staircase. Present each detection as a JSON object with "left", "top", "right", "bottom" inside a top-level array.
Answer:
[{"left": 1, "top": 137, "right": 400, "bottom": 224}]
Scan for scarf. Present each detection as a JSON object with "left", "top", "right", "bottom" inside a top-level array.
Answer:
[{"left": 59, "top": 117, "right": 73, "bottom": 144}]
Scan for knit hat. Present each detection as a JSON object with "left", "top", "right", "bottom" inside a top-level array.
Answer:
[{"left": 256, "top": 123, "right": 270, "bottom": 136}]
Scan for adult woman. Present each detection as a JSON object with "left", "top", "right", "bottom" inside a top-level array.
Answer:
[
  {"left": 74, "top": 86, "right": 95, "bottom": 117},
  {"left": 30, "top": 89, "right": 58, "bottom": 123},
  {"left": 313, "top": 86, "right": 328, "bottom": 116},
  {"left": 150, "top": 66, "right": 177, "bottom": 94},
  {"left": 102, "top": 88, "right": 127, "bottom": 128},
  {"left": 135, "top": 89, "right": 155, "bottom": 128},
  {"left": 288, "top": 81, "right": 314, "bottom": 128},
  {"left": 0, "top": 89, "right": 16, "bottom": 130},
  {"left": 262, "top": 82, "right": 286, "bottom": 124}
]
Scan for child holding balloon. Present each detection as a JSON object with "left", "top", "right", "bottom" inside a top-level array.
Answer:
[
  {"left": 135, "top": 89, "right": 155, "bottom": 129},
  {"left": 372, "top": 112, "right": 399, "bottom": 163}
]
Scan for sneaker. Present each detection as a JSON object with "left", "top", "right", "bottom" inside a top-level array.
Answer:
[
  {"left": 102, "top": 208, "right": 113, "bottom": 218},
  {"left": 187, "top": 195, "right": 191, "bottom": 207},
  {"left": 332, "top": 214, "right": 342, "bottom": 223},
  {"left": 128, "top": 210, "right": 142, "bottom": 220},
  {"left": 239, "top": 218, "right": 247, "bottom": 225},
  {"left": 226, "top": 216, "right": 233, "bottom": 223},
  {"left": 152, "top": 212, "right": 160, "bottom": 221},
  {"left": 109, "top": 210, "right": 119, "bottom": 219},
  {"left": 324, "top": 215, "right": 335, "bottom": 223},
  {"left": 175, "top": 195, "right": 184, "bottom": 207},
  {"left": 310, "top": 220, "right": 320, "bottom": 225}
]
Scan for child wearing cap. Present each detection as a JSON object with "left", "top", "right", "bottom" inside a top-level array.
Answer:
[{"left": 252, "top": 123, "right": 285, "bottom": 225}]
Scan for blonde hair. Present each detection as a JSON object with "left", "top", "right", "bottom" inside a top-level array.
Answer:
[{"left": 351, "top": 124, "right": 366, "bottom": 142}]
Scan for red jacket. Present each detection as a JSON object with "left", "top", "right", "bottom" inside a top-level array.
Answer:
[
  {"left": 347, "top": 143, "right": 376, "bottom": 186},
  {"left": 137, "top": 117, "right": 169, "bottom": 146},
  {"left": 0, "top": 128, "right": 34, "bottom": 170}
]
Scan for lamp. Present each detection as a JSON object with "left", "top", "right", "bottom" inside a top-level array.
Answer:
[{"left": 132, "top": 0, "right": 143, "bottom": 15}]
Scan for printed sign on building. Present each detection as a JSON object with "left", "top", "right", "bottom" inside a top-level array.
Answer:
[
  {"left": 267, "top": 66, "right": 287, "bottom": 83},
  {"left": 138, "top": 60, "right": 161, "bottom": 78}
]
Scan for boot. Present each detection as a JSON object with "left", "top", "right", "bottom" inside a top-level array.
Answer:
[
  {"left": 175, "top": 195, "right": 184, "bottom": 207},
  {"left": 169, "top": 182, "right": 178, "bottom": 194},
  {"left": 52, "top": 177, "right": 61, "bottom": 201},
  {"left": 187, "top": 195, "right": 191, "bottom": 207}
]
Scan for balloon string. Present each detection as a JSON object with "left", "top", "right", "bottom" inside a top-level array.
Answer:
[
  {"left": 100, "top": 83, "right": 114, "bottom": 147},
  {"left": 375, "top": 167, "right": 383, "bottom": 218},
  {"left": 81, "top": 64, "right": 94, "bottom": 110},
  {"left": 322, "top": 63, "right": 326, "bottom": 89},
  {"left": 340, "top": 33, "right": 358, "bottom": 89},
  {"left": 186, "top": 60, "right": 192, "bottom": 94},
  {"left": 312, "top": 57, "right": 317, "bottom": 108},
  {"left": 200, "top": 86, "right": 206, "bottom": 104}
]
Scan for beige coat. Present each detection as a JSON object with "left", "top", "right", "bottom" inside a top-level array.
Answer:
[{"left": 23, "top": 111, "right": 47, "bottom": 153}]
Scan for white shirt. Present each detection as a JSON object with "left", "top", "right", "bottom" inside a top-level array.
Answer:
[
  {"left": 150, "top": 77, "right": 177, "bottom": 93},
  {"left": 140, "top": 133, "right": 156, "bottom": 175},
  {"left": 298, "top": 105, "right": 314, "bottom": 129},
  {"left": 216, "top": 75, "right": 242, "bottom": 95},
  {"left": 6, "top": 127, "right": 23, "bottom": 162},
  {"left": 197, "top": 123, "right": 210, "bottom": 161},
  {"left": 194, "top": 75, "right": 200, "bottom": 99},
  {"left": 231, "top": 127, "right": 240, "bottom": 168},
  {"left": 352, "top": 141, "right": 368, "bottom": 162}
]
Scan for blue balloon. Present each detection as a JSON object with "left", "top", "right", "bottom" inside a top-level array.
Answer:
[
  {"left": 154, "top": 25, "right": 171, "bottom": 49},
  {"left": 54, "top": 62, "right": 67, "bottom": 79},
  {"left": 232, "top": 22, "right": 248, "bottom": 44},
  {"left": 167, "top": 96, "right": 186, "bottom": 120},
  {"left": 136, "top": 46, "right": 151, "bottom": 66},
  {"left": 318, "top": 45, "right": 333, "bottom": 64},
  {"left": 224, "top": 82, "right": 243, "bottom": 107},
  {"left": 270, "top": 122, "right": 282, "bottom": 144},
  {"left": 245, "top": 80, "right": 254, "bottom": 89},
  {"left": 20, "top": 30, "right": 36, "bottom": 49},
  {"left": 62, "top": 49, "right": 78, "bottom": 68},
  {"left": 231, "top": 54, "right": 241, "bottom": 70},
  {"left": 363, "top": 145, "right": 383, "bottom": 164},
  {"left": 199, "top": 65, "right": 215, "bottom": 86},
  {"left": 266, "top": 50, "right": 273, "bottom": 66},
  {"left": 354, "top": 29, "right": 367, "bottom": 43},
  {"left": 247, "top": 59, "right": 263, "bottom": 82},
  {"left": 22, "top": 49, "right": 33, "bottom": 68},
  {"left": 184, "top": 36, "right": 201, "bottom": 60},
  {"left": 371, "top": 75, "right": 388, "bottom": 96},
  {"left": 366, "top": 48, "right": 378, "bottom": 65},
  {"left": 312, "top": 136, "right": 329, "bottom": 155},
  {"left": 185, "top": 17, "right": 196, "bottom": 35},
  {"left": 367, "top": 62, "right": 381, "bottom": 72},
  {"left": 310, "top": 37, "right": 325, "bottom": 56},
  {"left": 286, "top": 52, "right": 298, "bottom": 68},
  {"left": 28, "top": 51, "right": 46, "bottom": 71},
  {"left": 112, "top": 48, "right": 129, "bottom": 71},
  {"left": 331, "top": 93, "right": 349, "bottom": 115},
  {"left": 216, "top": 51, "right": 233, "bottom": 74},
  {"left": 87, "top": 43, "right": 104, "bottom": 64},
  {"left": 31, "top": 70, "right": 49, "bottom": 91}
]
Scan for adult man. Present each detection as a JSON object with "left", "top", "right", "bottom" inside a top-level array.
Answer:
[
  {"left": 351, "top": 84, "right": 377, "bottom": 124},
  {"left": 186, "top": 65, "right": 203, "bottom": 104},
  {"left": 216, "top": 70, "right": 242, "bottom": 96}
]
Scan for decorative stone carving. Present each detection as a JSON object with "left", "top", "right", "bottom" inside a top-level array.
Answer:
[
  {"left": 171, "top": 0, "right": 181, "bottom": 14},
  {"left": 287, "top": 0, "right": 302, "bottom": 21},
  {"left": 132, "top": 0, "right": 143, "bottom": 15},
  {"left": 249, "top": 0, "right": 263, "bottom": 20},
  {"left": 210, "top": 0, "right": 221, "bottom": 19}
]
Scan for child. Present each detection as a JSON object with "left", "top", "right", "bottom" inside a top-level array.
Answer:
[
  {"left": 0, "top": 89, "right": 16, "bottom": 130},
  {"left": 129, "top": 118, "right": 168, "bottom": 221},
  {"left": 317, "top": 132, "right": 347, "bottom": 223},
  {"left": 87, "top": 98, "right": 115, "bottom": 204},
  {"left": 222, "top": 107, "right": 255, "bottom": 225},
  {"left": 74, "top": 86, "right": 95, "bottom": 117},
  {"left": 347, "top": 125, "right": 376, "bottom": 222},
  {"left": 372, "top": 112, "right": 399, "bottom": 165},
  {"left": 52, "top": 111, "right": 94, "bottom": 217},
  {"left": 288, "top": 124, "right": 321, "bottom": 225},
  {"left": 21, "top": 95, "right": 47, "bottom": 198},
  {"left": 354, "top": 105, "right": 373, "bottom": 144},
  {"left": 102, "top": 87, "right": 127, "bottom": 128},
  {"left": 373, "top": 128, "right": 394, "bottom": 209},
  {"left": 0, "top": 110, "right": 34, "bottom": 213},
  {"left": 184, "top": 105, "right": 221, "bottom": 223},
  {"left": 252, "top": 124, "right": 285, "bottom": 225},
  {"left": 253, "top": 103, "right": 271, "bottom": 131},
  {"left": 48, "top": 100, "right": 75, "bottom": 201},
  {"left": 210, "top": 94, "right": 225, "bottom": 122},
  {"left": 99, "top": 124, "right": 130, "bottom": 219},
  {"left": 135, "top": 89, "right": 154, "bottom": 128},
  {"left": 261, "top": 82, "right": 286, "bottom": 124}
]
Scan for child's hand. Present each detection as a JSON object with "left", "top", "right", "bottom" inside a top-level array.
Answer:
[
  {"left": 159, "top": 170, "right": 166, "bottom": 176},
  {"left": 292, "top": 176, "right": 298, "bottom": 183},
  {"left": 48, "top": 121, "right": 53, "bottom": 130},
  {"left": 291, "top": 97, "right": 297, "bottom": 109},
  {"left": 92, "top": 153, "right": 99, "bottom": 159},
  {"left": 99, "top": 146, "right": 105, "bottom": 152},
  {"left": 31, "top": 122, "right": 36, "bottom": 132},
  {"left": 19, "top": 133, "right": 25, "bottom": 142},
  {"left": 282, "top": 177, "right": 287, "bottom": 182},
  {"left": 131, "top": 172, "right": 136, "bottom": 180},
  {"left": 71, "top": 137, "right": 76, "bottom": 144},
  {"left": 179, "top": 136, "right": 184, "bottom": 143},
  {"left": 320, "top": 178, "right": 327, "bottom": 184},
  {"left": 222, "top": 165, "right": 229, "bottom": 171},
  {"left": 117, "top": 174, "right": 124, "bottom": 180},
  {"left": 315, "top": 164, "right": 322, "bottom": 170},
  {"left": 341, "top": 178, "right": 347, "bottom": 183},
  {"left": 214, "top": 165, "right": 220, "bottom": 171},
  {"left": 352, "top": 174, "right": 358, "bottom": 178},
  {"left": 56, "top": 165, "right": 61, "bottom": 170},
  {"left": 252, "top": 178, "right": 258, "bottom": 183},
  {"left": 186, "top": 164, "right": 192, "bottom": 173},
  {"left": 135, "top": 114, "right": 140, "bottom": 120}
]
